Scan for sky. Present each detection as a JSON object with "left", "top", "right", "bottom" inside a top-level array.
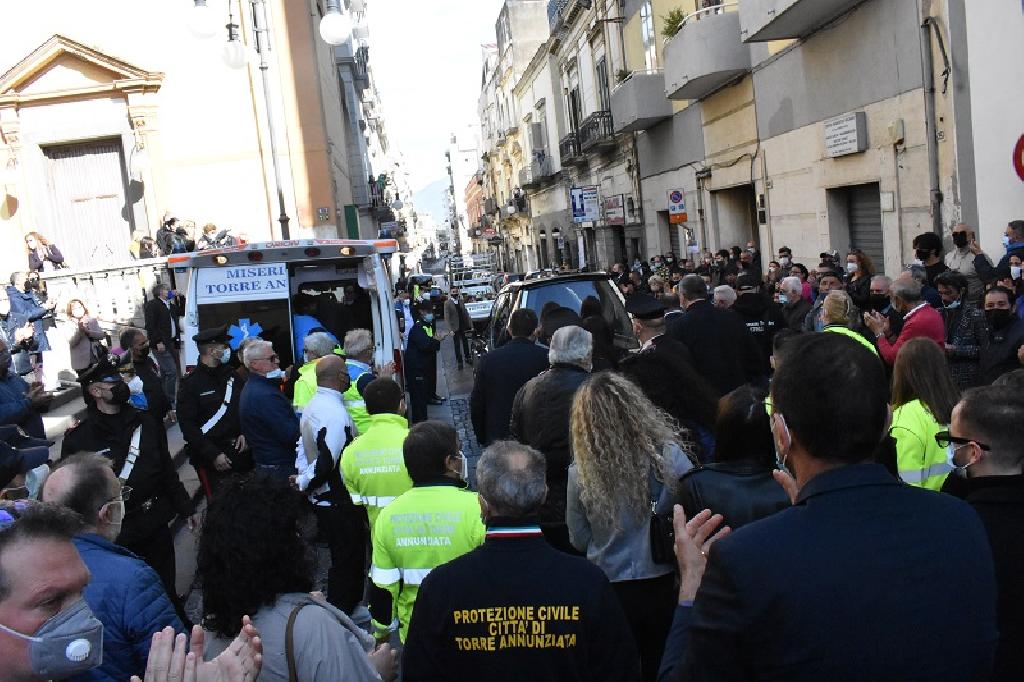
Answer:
[{"left": 366, "top": 0, "right": 506, "bottom": 197}]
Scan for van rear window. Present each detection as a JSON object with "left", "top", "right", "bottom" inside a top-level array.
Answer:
[{"left": 199, "top": 299, "right": 294, "bottom": 366}]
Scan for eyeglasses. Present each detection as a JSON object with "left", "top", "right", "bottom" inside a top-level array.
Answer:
[
  {"left": 114, "top": 485, "right": 133, "bottom": 503},
  {"left": 255, "top": 354, "right": 279, "bottom": 363},
  {"left": 934, "top": 431, "right": 990, "bottom": 451}
]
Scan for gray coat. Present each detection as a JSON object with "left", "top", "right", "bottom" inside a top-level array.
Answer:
[
  {"left": 566, "top": 442, "right": 694, "bottom": 583},
  {"left": 205, "top": 593, "right": 379, "bottom": 681}
]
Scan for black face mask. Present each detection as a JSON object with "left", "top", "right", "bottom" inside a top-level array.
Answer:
[
  {"left": 868, "top": 294, "right": 891, "bottom": 312},
  {"left": 985, "top": 309, "right": 1013, "bottom": 331},
  {"left": 137, "top": 344, "right": 150, "bottom": 357},
  {"left": 108, "top": 382, "right": 131, "bottom": 405},
  {"left": 915, "top": 248, "right": 931, "bottom": 262},
  {"left": 952, "top": 232, "right": 968, "bottom": 248}
]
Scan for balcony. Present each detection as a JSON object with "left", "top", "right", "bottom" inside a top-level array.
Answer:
[
  {"left": 740, "top": 0, "right": 867, "bottom": 42},
  {"left": 504, "top": 124, "right": 519, "bottom": 137},
  {"left": 495, "top": 132, "right": 508, "bottom": 148},
  {"left": 610, "top": 71, "right": 673, "bottom": 133},
  {"left": 578, "top": 111, "right": 616, "bottom": 153},
  {"left": 520, "top": 157, "right": 554, "bottom": 190},
  {"left": 547, "top": 0, "right": 593, "bottom": 31},
  {"left": 559, "top": 133, "right": 585, "bottom": 166},
  {"left": 664, "top": 4, "right": 751, "bottom": 101}
]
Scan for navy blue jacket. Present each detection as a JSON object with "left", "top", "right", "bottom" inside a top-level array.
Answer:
[
  {"left": 70, "top": 533, "right": 183, "bottom": 682},
  {"left": 0, "top": 373, "right": 43, "bottom": 438},
  {"left": 666, "top": 300, "right": 762, "bottom": 396},
  {"left": 239, "top": 373, "right": 300, "bottom": 467},
  {"left": 404, "top": 321, "right": 440, "bottom": 378},
  {"left": 660, "top": 463, "right": 998, "bottom": 682},
  {"left": 470, "top": 338, "right": 549, "bottom": 445}
]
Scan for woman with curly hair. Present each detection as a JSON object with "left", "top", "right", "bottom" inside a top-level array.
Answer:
[
  {"left": 199, "top": 474, "right": 395, "bottom": 681},
  {"left": 24, "top": 231, "right": 65, "bottom": 272},
  {"left": 566, "top": 372, "right": 695, "bottom": 681}
]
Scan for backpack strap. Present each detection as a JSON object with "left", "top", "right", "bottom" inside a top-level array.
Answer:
[{"left": 285, "top": 603, "right": 309, "bottom": 682}]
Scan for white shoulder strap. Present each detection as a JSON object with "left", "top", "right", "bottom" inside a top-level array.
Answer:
[
  {"left": 119, "top": 426, "right": 143, "bottom": 482},
  {"left": 201, "top": 378, "right": 235, "bottom": 434}
]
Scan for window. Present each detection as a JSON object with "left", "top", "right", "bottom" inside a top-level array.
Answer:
[
  {"left": 567, "top": 87, "right": 582, "bottom": 133},
  {"left": 596, "top": 57, "right": 611, "bottom": 113},
  {"left": 640, "top": 1, "right": 657, "bottom": 70}
]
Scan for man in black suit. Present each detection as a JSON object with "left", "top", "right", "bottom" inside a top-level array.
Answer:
[
  {"left": 666, "top": 275, "right": 763, "bottom": 396},
  {"left": 143, "top": 282, "right": 182, "bottom": 416},
  {"left": 942, "top": 385, "right": 1024, "bottom": 682},
  {"left": 659, "top": 333, "right": 998, "bottom": 681},
  {"left": 470, "top": 308, "right": 548, "bottom": 446},
  {"left": 619, "top": 295, "right": 718, "bottom": 461}
]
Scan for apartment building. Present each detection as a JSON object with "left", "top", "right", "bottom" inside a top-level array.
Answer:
[{"left": 614, "top": 0, "right": 1019, "bottom": 274}]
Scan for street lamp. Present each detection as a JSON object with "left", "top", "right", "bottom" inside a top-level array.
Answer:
[
  {"left": 187, "top": 0, "right": 220, "bottom": 38},
  {"left": 319, "top": 0, "right": 353, "bottom": 45}
]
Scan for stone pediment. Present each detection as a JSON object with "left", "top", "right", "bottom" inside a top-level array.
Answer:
[{"left": 0, "top": 34, "right": 163, "bottom": 105}]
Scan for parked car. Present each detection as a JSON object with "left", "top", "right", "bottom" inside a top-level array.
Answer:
[{"left": 484, "top": 272, "right": 638, "bottom": 352}]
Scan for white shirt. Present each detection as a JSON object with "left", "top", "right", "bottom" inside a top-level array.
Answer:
[
  {"left": 296, "top": 387, "right": 355, "bottom": 505},
  {"left": 162, "top": 298, "right": 177, "bottom": 339}
]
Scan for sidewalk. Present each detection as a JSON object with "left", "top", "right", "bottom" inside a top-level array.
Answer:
[{"left": 426, "top": 322, "right": 483, "bottom": 481}]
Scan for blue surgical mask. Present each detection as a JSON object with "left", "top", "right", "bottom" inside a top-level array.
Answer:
[
  {"left": 264, "top": 368, "right": 284, "bottom": 380},
  {"left": 164, "top": 289, "right": 175, "bottom": 301},
  {"left": 778, "top": 294, "right": 789, "bottom": 305},
  {"left": 1002, "top": 235, "right": 1012, "bottom": 249},
  {"left": 219, "top": 347, "right": 232, "bottom": 364},
  {"left": 24, "top": 463, "right": 50, "bottom": 500},
  {"left": 947, "top": 442, "right": 974, "bottom": 479},
  {"left": 944, "top": 300, "right": 960, "bottom": 310},
  {"left": 0, "top": 599, "right": 104, "bottom": 678},
  {"left": 423, "top": 313, "right": 434, "bottom": 323}
]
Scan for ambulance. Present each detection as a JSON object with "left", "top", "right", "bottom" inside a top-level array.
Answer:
[{"left": 168, "top": 239, "right": 404, "bottom": 377}]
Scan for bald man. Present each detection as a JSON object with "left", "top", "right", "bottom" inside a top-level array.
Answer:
[
  {"left": 43, "top": 454, "right": 183, "bottom": 680},
  {"left": 295, "top": 353, "right": 367, "bottom": 614}
]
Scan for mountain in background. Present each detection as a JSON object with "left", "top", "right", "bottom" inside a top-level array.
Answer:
[{"left": 412, "top": 179, "right": 448, "bottom": 224}]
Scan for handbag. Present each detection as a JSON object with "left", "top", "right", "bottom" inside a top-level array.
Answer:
[
  {"left": 286, "top": 603, "right": 309, "bottom": 682},
  {"left": 648, "top": 477, "right": 676, "bottom": 565}
]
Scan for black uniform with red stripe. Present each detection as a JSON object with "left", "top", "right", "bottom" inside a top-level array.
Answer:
[{"left": 402, "top": 519, "right": 640, "bottom": 681}]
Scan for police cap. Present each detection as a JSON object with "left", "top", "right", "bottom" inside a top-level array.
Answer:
[
  {"left": 193, "top": 325, "right": 231, "bottom": 346},
  {"left": 624, "top": 294, "right": 666, "bottom": 321},
  {"left": 77, "top": 356, "right": 123, "bottom": 388}
]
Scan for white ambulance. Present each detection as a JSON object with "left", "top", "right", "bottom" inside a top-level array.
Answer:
[{"left": 168, "top": 239, "right": 403, "bottom": 377}]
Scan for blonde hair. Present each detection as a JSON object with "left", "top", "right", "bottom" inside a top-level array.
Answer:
[
  {"left": 570, "top": 372, "right": 678, "bottom": 531},
  {"left": 822, "top": 290, "right": 853, "bottom": 326}
]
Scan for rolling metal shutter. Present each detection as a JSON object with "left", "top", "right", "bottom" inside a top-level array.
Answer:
[{"left": 848, "top": 183, "right": 883, "bottom": 270}]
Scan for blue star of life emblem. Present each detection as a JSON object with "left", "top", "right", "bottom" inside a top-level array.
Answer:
[{"left": 227, "top": 319, "right": 264, "bottom": 349}]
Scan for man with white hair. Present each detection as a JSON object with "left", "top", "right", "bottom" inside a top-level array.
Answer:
[
  {"left": 510, "top": 325, "right": 592, "bottom": 554},
  {"left": 402, "top": 441, "right": 641, "bottom": 680},
  {"left": 343, "top": 328, "right": 384, "bottom": 434},
  {"left": 779, "top": 276, "right": 812, "bottom": 331},
  {"left": 239, "top": 339, "right": 300, "bottom": 481},
  {"left": 712, "top": 285, "right": 736, "bottom": 309},
  {"left": 293, "top": 331, "right": 339, "bottom": 412}
]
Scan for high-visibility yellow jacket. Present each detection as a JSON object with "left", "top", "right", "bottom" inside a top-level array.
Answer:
[
  {"left": 824, "top": 325, "right": 879, "bottom": 356},
  {"left": 341, "top": 412, "right": 412, "bottom": 529},
  {"left": 343, "top": 360, "right": 372, "bottom": 434},
  {"left": 370, "top": 482, "right": 485, "bottom": 642},
  {"left": 292, "top": 359, "right": 319, "bottom": 410},
  {"left": 890, "top": 398, "right": 951, "bottom": 490}
]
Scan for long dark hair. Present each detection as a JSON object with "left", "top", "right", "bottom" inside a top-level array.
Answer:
[
  {"left": 891, "top": 338, "right": 960, "bottom": 424},
  {"left": 714, "top": 385, "right": 775, "bottom": 467},
  {"left": 198, "top": 474, "right": 314, "bottom": 637}
]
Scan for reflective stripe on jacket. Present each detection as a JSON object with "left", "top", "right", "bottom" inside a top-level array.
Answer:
[
  {"left": 890, "top": 398, "right": 951, "bottom": 490},
  {"left": 343, "top": 360, "right": 372, "bottom": 433},
  {"left": 370, "top": 482, "right": 485, "bottom": 642},
  {"left": 341, "top": 412, "right": 412, "bottom": 529}
]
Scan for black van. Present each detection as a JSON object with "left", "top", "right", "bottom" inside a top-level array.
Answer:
[{"left": 484, "top": 273, "right": 638, "bottom": 352}]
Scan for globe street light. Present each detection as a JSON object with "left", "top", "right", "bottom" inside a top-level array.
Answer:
[
  {"left": 319, "top": 0, "right": 353, "bottom": 46},
  {"left": 187, "top": 0, "right": 220, "bottom": 39}
]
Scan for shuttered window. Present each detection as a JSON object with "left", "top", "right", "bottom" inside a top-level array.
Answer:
[{"left": 848, "top": 183, "right": 883, "bottom": 271}]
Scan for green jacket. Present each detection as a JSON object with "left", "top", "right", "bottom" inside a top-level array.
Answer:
[
  {"left": 292, "top": 360, "right": 319, "bottom": 410},
  {"left": 370, "top": 482, "right": 485, "bottom": 642},
  {"left": 890, "top": 398, "right": 951, "bottom": 490},
  {"left": 341, "top": 413, "right": 413, "bottom": 529},
  {"left": 824, "top": 325, "right": 879, "bottom": 356}
]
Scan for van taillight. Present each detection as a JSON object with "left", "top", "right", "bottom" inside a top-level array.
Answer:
[
  {"left": 185, "top": 365, "right": 196, "bottom": 374},
  {"left": 393, "top": 349, "right": 403, "bottom": 377},
  {"left": 304, "top": 248, "right": 321, "bottom": 257},
  {"left": 248, "top": 252, "right": 263, "bottom": 262}
]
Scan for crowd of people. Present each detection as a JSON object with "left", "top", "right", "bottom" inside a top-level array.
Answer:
[{"left": 0, "top": 220, "right": 1022, "bottom": 681}]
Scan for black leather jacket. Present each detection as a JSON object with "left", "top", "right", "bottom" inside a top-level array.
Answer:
[{"left": 677, "top": 459, "right": 790, "bottom": 530}]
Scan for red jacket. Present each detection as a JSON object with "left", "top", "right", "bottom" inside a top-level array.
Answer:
[{"left": 877, "top": 303, "right": 945, "bottom": 365}]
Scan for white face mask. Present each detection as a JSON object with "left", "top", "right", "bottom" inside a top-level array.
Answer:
[
  {"left": 772, "top": 413, "right": 793, "bottom": 475},
  {"left": 1011, "top": 266, "right": 1022, "bottom": 280},
  {"left": 264, "top": 368, "right": 284, "bottom": 380},
  {"left": 947, "top": 442, "right": 975, "bottom": 478},
  {"left": 219, "top": 347, "right": 232, "bottom": 364},
  {"left": 846, "top": 262, "right": 858, "bottom": 274},
  {"left": 25, "top": 464, "right": 50, "bottom": 500},
  {"left": 127, "top": 376, "right": 145, "bottom": 395}
]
